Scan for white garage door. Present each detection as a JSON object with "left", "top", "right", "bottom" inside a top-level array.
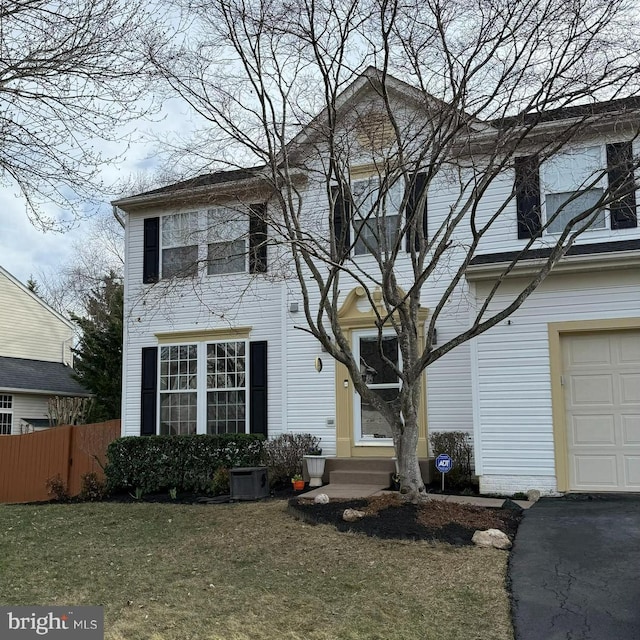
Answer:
[{"left": 562, "top": 330, "right": 640, "bottom": 492}]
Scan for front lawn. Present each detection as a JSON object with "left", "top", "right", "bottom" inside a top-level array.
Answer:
[{"left": 0, "top": 501, "right": 513, "bottom": 640}]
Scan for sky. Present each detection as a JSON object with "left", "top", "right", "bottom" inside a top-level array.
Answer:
[{"left": 0, "top": 98, "right": 198, "bottom": 285}]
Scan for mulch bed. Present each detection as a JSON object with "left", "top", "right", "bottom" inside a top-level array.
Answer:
[{"left": 288, "top": 493, "right": 523, "bottom": 546}]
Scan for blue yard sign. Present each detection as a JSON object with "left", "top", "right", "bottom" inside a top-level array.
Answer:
[
  {"left": 435, "top": 454, "right": 453, "bottom": 492},
  {"left": 435, "top": 454, "right": 453, "bottom": 473}
]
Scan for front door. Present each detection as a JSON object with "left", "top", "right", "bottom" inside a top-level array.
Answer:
[{"left": 353, "top": 331, "right": 400, "bottom": 444}]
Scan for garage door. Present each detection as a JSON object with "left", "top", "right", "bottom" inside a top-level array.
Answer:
[{"left": 562, "top": 331, "right": 640, "bottom": 491}]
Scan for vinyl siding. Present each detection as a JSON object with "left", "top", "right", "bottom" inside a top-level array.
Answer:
[
  {"left": 473, "top": 269, "right": 640, "bottom": 491},
  {"left": 122, "top": 209, "right": 284, "bottom": 438},
  {"left": 8, "top": 393, "right": 51, "bottom": 434},
  {"left": 0, "top": 270, "right": 73, "bottom": 364}
]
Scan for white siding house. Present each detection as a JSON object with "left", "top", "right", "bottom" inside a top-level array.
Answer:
[
  {"left": 114, "top": 72, "right": 640, "bottom": 495},
  {"left": 0, "top": 266, "right": 89, "bottom": 434}
]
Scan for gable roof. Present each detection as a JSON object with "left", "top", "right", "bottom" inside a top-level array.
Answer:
[
  {"left": 0, "top": 265, "right": 73, "bottom": 330},
  {"left": 0, "top": 356, "right": 90, "bottom": 396}
]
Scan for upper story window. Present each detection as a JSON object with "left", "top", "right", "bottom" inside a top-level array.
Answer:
[
  {"left": 515, "top": 141, "right": 637, "bottom": 240},
  {"left": 541, "top": 146, "right": 606, "bottom": 234},
  {"left": 143, "top": 203, "right": 268, "bottom": 284},
  {"left": 352, "top": 177, "right": 404, "bottom": 256},
  {"left": 207, "top": 208, "right": 248, "bottom": 275},
  {"left": 0, "top": 394, "right": 13, "bottom": 435},
  {"left": 161, "top": 212, "right": 199, "bottom": 278}
]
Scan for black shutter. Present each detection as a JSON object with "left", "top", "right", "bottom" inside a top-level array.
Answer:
[
  {"left": 143, "top": 217, "right": 160, "bottom": 283},
  {"left": 515, "top": 156, "right": 542, "bottom": 239},
  {"left": 406, "top": 172, "right": 428, "bottom": 251},
  {"left": 249, "top": 203, "right": 268, "bottom": 273},
  {"left": 249, "top": 341, "right": 268, "bottom": 437},
  {"left": 607, "top": 142, "right": 638, "bottom": 230},
  {"left": 331, "top": 184, "right": 351, "bottom": 260},
  {"left": 140, "top": 347, "right": 158, "bottom": 436}
]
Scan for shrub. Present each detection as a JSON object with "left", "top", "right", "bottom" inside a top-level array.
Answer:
[
  {"left": 105, "top": 434, "right": 264, "bottom": 494},
  {"left": 210, "top": 467, "right": 230, "bottom": 495},
  {"left": 263, "top": 433, "right": 320, "bottom": 485},
  {"left": 79, "top": 472, "right": 106, "bottom": 501},
  {"left": 429, "top": 431, "right": 473, "bottom": 488},
  {"left": 45, "top": 474, "right": 69, "bottom": 501}
]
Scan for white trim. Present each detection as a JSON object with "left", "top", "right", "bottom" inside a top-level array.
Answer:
[
  {"left": 156, "top": 339, "right": 251, "bottom": 436},
  {"left": 468, "top": 281, "right": 483, "bottom": 475},
  {"left": 0, "top": 265, "right": 74, "bottom": 329},
  {"left": 352, "top": 328, "right": 400, "bottom": 445},
  {"left": 281, "top": 282, "right": 289, "bottom": 433}
]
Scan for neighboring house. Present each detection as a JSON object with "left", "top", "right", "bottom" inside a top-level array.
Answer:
[
  {"left": 113, "top": 71, "right": 640, "bottom": 495},
  {"left": 0, "top": 266, "right": 89, "bottom": 434}
]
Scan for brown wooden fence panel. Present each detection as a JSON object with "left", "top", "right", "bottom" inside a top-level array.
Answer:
[{"left": 0, "top": 420, "right": 121, "bottom": 504}]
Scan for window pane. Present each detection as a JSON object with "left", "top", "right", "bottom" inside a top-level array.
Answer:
[
  {"left": 207, "top": 239, "right": 246, "bottom": 274},
  {"left": 207, "top": 342, "right": 246, "bottom": 389},
  {"left": 160, "top": 343, "right": 198, "bottom": 393},
  {"left": 352, "top": 177, "right": 403, "bottom": 256},
  {"left": 0, "top": 395, "right": 12, "bottom": 409},
  {"left": 546, "top": 189, "right": 605, "bottom": 234},
  {"left": 359, "top": 336, "right": 399, "bottom": 384},
  {"left": 159, "top": 392, "right": 197, "bottom": 435},
  {"left": 0, "top": 413, "right": 12, "bottom": 435},
  {"left": 360, "top": 388, "right": 398, "bottom": 438},
  {"left": 208, "top": 207, "right": 247, "bottom": 242},
  {"left": 207, "top": 390, "right": 246, "bottom": 434},
  {"left": 162, "top": 245, "right": 198, "bottom": 278},
  {"left": 162, "top": 212, "right": 199, "bottom": 247}
]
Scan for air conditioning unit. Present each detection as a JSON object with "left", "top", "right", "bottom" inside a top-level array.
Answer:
[{"left": 230, "top": 466, "right": 269, "bottom": 500}]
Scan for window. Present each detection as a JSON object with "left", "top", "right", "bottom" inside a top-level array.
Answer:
[
  {"left": 152, "top": 205, "right": 267, "bottom": 280},
  {"left": 206, "top": 342, "right": 246, "bottom": 434},
  {"left": 354, "top": 334, "right": 400, "bottom": 440},
  {"left": 161, "top": 212, "right": 199, "bottom": 278},
  {"left": 541, "top": 146, "right": 606, "bottom": 234},
  {"left": 352, "top": 177, "right": 403, "bottom": 255},
  {"left": 158, "top": 342, "right": 248, "bottom": 435},
  {"left": 207, "top": 208, "right": 248, "bottom": 275},
  {"left": 0, "top": 395, "right": 12, "bottom": 435},
  {"left": 159, "top": 345, "right": 198, "bottom": 435}
]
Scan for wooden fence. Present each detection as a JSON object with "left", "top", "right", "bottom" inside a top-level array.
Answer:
[{"left": 0, "top": 419, "right": 121, "bottom": 504}]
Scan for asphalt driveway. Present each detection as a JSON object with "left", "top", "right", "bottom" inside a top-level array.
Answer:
[{"left": 509, "top": 495, "right": 640, "bottom": 640}]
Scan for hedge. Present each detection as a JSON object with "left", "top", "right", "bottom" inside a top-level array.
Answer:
[{"left": 105, "top": 434, "right": 265, "bottom": 494}]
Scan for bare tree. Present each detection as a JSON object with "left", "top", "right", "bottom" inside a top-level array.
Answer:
[
  {"left": 147, "top": 0, "right": 640, "bottom": 499},
  {"left": 37, "top": 209, "right": 124, "bottom": 316},
  {"left": 0, "top": 0, "right": 161, "bottom": 228}
]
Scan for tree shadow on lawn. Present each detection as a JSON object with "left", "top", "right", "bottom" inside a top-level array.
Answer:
[{"left": 288, "top": 494, "right": 522, "bottom": 546}]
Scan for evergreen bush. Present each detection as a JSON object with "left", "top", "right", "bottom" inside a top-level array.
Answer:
[{"left": 105, "top": 434, "right": 264, "bottom": 494}]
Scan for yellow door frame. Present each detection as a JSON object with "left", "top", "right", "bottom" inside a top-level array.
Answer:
[{"left": 334, "top": 286, "right": 429, "bottom": 458}]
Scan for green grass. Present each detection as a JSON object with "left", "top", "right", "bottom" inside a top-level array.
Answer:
[{"left": 0, "top": 501, "right": 513, "bottom": 640}]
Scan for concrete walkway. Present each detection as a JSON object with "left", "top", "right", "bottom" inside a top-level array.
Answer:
[
  {"left": 300, "top": 483, "right": 531, "bottom": 508},
  {"left": 510, "top": 495, "right": 640, "bottom": 640}
]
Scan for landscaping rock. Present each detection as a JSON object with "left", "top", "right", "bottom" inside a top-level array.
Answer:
[
  {"left": 472, "top": 528, "right": 512, "bottom": 550},
  {"left": 502, "top": 498, "right": 524, "bottom": 512},
  {"left": 343, "top": 508, "right": 366, "bottom": 522},
  {"left": 314, "top": 493, "right": 330, "bottom": 505},
  {"left": 527, "top": 489, "right": 541, "bottom": 503}
]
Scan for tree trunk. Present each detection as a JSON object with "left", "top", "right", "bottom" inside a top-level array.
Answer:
[{"left": 394, "top": 415, "right": 426, "bottom": 501}]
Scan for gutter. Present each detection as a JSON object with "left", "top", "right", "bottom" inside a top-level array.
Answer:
[{"left": 465, "top": 249, "right": 640, "bottom": 281}]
